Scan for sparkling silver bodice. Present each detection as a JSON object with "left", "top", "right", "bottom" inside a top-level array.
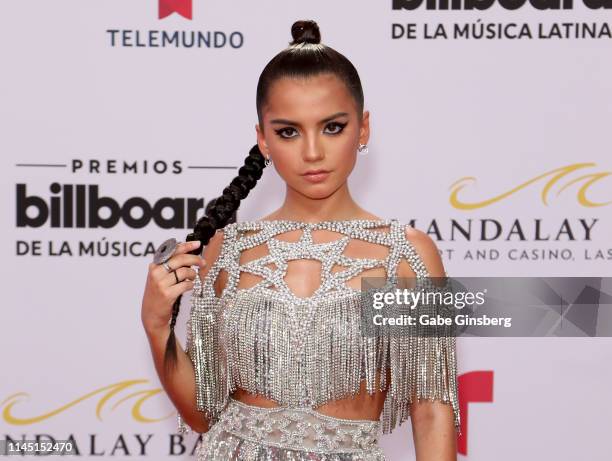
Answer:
[{"left": 179, "top": 218, "right": 460, "bottom": 436}]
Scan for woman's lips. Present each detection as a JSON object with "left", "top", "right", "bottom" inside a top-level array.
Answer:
[{"left": 302, "top": 171, "right": 330, "bottom": 183}]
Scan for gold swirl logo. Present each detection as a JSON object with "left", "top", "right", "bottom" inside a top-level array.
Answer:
[
  {"left": 1, "top": 379, "right": 173, "bottom": 426},
  {"left": 449, "top": 163, "right": 612, "bottom": 210}
]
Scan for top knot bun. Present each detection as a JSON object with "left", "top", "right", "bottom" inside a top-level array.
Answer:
[{"left": 290, "top": 20, "right": 321, "bottom": 45}]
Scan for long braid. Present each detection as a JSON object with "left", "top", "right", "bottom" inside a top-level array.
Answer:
[{"left": 163, "top": 144, "right": 267, "bottom": 374}]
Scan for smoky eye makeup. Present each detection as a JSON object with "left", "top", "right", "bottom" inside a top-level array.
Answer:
[
  {"left": 325, "top": 121, "right": 348, "bottom": 134},
  {"left": 273, "top": 127, "right": 297, "bottom": 139}
]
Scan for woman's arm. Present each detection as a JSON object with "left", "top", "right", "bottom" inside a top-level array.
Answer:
[
  {"left": 405, "top": 227, "right": 458, "bottom": 461},
  {"left": 141, "top": 230, "right": 226, "bottom": 434},
  {"left": 411, "top": 399, "right": 457, "bottom": 461},
  {"left": 144, "top": 322, "right": 209, "bottom": 433}
]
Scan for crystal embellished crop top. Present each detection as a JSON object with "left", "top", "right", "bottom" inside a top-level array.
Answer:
[{"left": 177, "top": 218, "right": 461, "bottom": 435}]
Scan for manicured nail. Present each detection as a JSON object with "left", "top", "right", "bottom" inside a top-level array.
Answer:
[{"left": 192, "top": 241, "right": 201, "bottom": 247}]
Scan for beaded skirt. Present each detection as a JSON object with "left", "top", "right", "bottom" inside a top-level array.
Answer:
[{"left": 195, "top": 397, "right": 387, "bottom": 461}]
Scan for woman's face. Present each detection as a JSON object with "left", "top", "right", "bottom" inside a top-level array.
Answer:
[{"left": 255, "top": 73, "right": 369, "bottom": 199}]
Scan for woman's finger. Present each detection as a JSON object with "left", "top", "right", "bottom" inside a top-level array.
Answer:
[
  {"left": 166, "top": 253, "right": 206, "bottom": 271},
  {"left": 173, "top": 240, "right": 202, "bottom": 256},
  {"left": 165, "top": 279, "right": 197, "bottom": 300},
  {"left": 161, "top": 266, "right": 198, "bottom": 287},
  {"left": 152, "top": 253, "right": 205, "bottom": 279}
]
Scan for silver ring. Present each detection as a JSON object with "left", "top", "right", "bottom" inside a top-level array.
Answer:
[
  {"left": 153, "top": 238, "right": 178, "bottom": 264},
  {"left": 162, "top": 261, "right": 173, "bottom": 272}
]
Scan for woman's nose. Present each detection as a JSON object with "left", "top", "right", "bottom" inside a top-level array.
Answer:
[{"left": 302, "top": 137, "right": 324, "bottom": 162}]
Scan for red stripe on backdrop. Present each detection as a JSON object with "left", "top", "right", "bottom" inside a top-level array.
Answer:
[{"left": 458, "top": 371, "right": 495, "bottom": 456}]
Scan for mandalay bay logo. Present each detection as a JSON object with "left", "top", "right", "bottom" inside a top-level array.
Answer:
[
  {"left": 0, "top": 380, "right": 202, "bottom": 456},
  {"left": 449, "top": 163, "right": 612, "bottom": 209},
  {"left": 409, "top": 163, "right": 612, "bottom": 262},
  {"left": 2, "top": 380, "right": 173, "bottom": 426}
]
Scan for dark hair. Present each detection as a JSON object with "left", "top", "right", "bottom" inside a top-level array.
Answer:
[
  {"left": 162, "top": 19, "right": 366, "bottom": 374},
  {"left": 162, "top": 144, "right": 265, "bottom": 374},
  {"left": 256, "top": 19, "right": 365, "bottom": 128}
]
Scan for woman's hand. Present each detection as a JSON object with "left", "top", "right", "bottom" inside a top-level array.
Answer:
[{"left": 141, "top": 240, "right": 207, "bottom": 333}]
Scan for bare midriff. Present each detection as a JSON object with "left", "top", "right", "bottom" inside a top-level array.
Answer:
[{"left": 230, "top": 369, "right": 390, "bottom": 422}]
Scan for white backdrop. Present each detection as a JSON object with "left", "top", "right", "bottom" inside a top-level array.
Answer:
[{"left": 1, "top": 1, "right": 611, "bottom": 460}]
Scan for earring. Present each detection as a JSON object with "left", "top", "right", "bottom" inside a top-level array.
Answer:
[
  {"left": 358, "top": 143, "right": 369, "bottom": 155},
  {"left": 264, "top": 155, "right": 272, "bottom": 166}
]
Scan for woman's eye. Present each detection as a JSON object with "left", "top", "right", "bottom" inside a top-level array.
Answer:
[
  {"left": 274, "top": 122, "right": 347, "bottom": 139},
  {"left": 324, "top": 122, "right": 347, "bottom": 134},
  {"left": 275, "top": 128, "right": 298, "bottom": 139}
]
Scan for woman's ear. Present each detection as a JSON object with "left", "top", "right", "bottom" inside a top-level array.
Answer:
[
  {"left": 359, "top": 110, "right": 370, "bottom": 146},
  {"left": 255, "top": 123, "right": 268, "bottom": 156}
]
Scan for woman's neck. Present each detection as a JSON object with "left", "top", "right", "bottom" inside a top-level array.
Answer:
[{"left": 268, "top": 186, "right": 374, "bottom": 222}]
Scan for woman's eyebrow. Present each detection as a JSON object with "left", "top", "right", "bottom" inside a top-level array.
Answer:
[{"left": 270, "top": 111, "right": 349, "bottom": 127}]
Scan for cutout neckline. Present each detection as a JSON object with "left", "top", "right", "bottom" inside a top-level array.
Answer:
[{"left": 224, "top": 219, "right": 399, "bottom": 303}]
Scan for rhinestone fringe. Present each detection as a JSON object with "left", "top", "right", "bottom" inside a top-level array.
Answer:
[{"left": 177, "top": 219, "right": 461, "bottom": 436}]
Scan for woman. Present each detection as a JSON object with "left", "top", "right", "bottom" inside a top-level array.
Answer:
[{"left": 141, "top": 19, "right": 460, "bottom": 460}]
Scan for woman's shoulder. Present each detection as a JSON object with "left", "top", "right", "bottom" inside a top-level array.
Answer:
[{"left": 398, "top": 221, "right": 446, "bottom": 278}]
